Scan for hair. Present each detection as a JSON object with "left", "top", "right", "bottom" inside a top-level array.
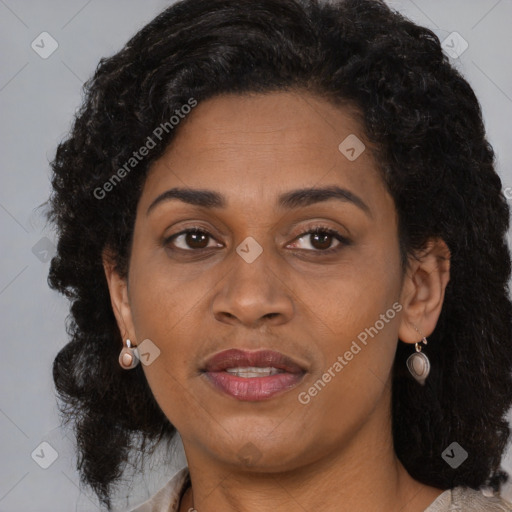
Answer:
[{"left": 46, "top": 0, "right": 512, "bottom": 508}]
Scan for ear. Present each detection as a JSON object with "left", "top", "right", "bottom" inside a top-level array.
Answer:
[
  {"left": 398, "top": 238, "right": 451, "bottom": 344},
  {"left": 102, "top": 247, "right": 136, "bottom": 343}
]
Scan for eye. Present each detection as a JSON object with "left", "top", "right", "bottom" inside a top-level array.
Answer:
[
  {"left": 288, "top": 226, "right": 349, "bottom": 254},
  {"left": 164, "top": 228, "right": 222, "bottom": 251}
]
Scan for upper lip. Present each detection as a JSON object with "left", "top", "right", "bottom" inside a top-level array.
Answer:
[{"left": 202, "top": 349, "right": 306, "bottom": 374}]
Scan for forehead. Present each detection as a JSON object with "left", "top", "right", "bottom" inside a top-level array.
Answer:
[{"left": 139, "top": 91, "right": 389, "bottom": 214}]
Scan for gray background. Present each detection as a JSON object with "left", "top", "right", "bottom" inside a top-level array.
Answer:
[{"left": 1, "top": 0, "right": 511, "bottom": 510}]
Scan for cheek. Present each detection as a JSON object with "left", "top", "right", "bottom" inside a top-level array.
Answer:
[
  {"left": 299, "top": 245, "right": 402, "bottom": 341},
  {"left": 126, "top": 262, "right": 198, "bottom": 387},
  {"left": 127, "top": 271, "right": 202, "bottom": 428},
  {"left": 297, "top": 310, "right": 400, "bottom": 444},
  {"left": 128, "top": 251, "right": 211, "bottom": 337},
  {"left": 296, "top": 243, "right": 402, "bottom": 419}
]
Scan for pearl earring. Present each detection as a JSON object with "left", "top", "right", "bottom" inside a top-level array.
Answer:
[
  {"left": 406, "top": 328, "right": 430, "bottom": 386},
  {"left": 119, "top": 339, "right": 139, "bottom": 370}
]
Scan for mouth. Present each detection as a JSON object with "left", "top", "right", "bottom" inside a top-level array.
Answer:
[{"left": 201, "top": 349, "right": 307, "bottom": 401}]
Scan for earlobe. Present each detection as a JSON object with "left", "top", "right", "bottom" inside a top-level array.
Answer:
[
  {"left": 101, "top": 248, "right": 136, "bottom": 342},
  {"left": 398, "top": 238, "right": 451, "bottom": 344}
]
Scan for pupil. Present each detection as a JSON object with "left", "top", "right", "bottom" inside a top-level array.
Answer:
[
  {"left": 187, "top": 231, "right": 208, "bottom": 248},
  {"left": 312, "top": 233, "right": 331, "bottom": 250}
]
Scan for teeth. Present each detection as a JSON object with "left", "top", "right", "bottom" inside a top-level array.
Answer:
[{"left": 225, "top": 366, "right": 284, "bottom": 378}]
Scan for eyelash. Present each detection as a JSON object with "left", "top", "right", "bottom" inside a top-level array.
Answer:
[{"left": 163, "top": 224, "right": 350, "bottom": 256}]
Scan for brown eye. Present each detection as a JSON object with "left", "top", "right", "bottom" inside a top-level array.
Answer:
[
  {"left": 165, "top": 229, "right": 221, "bottom": 251},
  {"left": 288, "top": 226, "right": 350, "bottom": 255},
  {"left": 310, "top": 232, "right": 334, "bottom": 250},
  {"left": 184, "top": 230, "right": 209, "bottom": 249}
]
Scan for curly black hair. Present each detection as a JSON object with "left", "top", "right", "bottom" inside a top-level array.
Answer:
[{"left": 46, "top": 0, "right": 512, "bottom": 508}]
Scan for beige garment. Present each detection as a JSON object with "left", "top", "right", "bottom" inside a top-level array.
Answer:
[
  {"left": 129, "top": 466, "right": 512, "bottom": 512},
  {"left": 425, "top": 485, "right": 512, "bottom": 511}
]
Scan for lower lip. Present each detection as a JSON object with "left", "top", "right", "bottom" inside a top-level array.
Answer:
[{"left": 204, "top": 371, "right": 305, "bottom": 401}]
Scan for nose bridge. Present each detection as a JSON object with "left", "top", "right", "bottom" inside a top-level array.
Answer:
[
  {"left": 234, "top": 238, "right": 274, "bottom": 292},
  {"left": 212, "top": 233, "right": 294, "bottom": 326}
]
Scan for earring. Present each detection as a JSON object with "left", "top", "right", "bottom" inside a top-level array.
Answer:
[
  {"left": 406, "top": 327, "right": 430, "bottom": 386},
  {"left": 119, "top": 339, "right": 140, "bottom": 370}
]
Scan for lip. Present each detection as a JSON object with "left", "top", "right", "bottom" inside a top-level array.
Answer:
[{"left": 201, "top": 349, "right": 307, "bottom": 401}]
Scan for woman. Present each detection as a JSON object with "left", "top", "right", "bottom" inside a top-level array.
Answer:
[{"left": 46, "top": 0, "right": 512, "bottom": 510}]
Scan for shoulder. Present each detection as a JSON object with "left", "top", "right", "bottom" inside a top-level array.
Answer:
[
  {"left": 425, "top": 486, "right": 512, "bottom": 511},
  {"left": 128, "top": 466, "right": 190, "bottom": 512}
]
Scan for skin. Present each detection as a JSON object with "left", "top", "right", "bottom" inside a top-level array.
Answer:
[{"left": 103, "top": 91, "right": 451, "bottom": 512}]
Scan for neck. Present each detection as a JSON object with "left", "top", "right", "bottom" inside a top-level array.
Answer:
[{"left": 179, "top": 391, "right": 444, "bottom": 512}]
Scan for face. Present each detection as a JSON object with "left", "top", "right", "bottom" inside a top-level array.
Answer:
[{"left": 114, "top": 91, "right": 408, "bottom": 471}]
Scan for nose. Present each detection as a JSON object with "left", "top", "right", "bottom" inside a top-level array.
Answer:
[{"left": 212, "top": 245, "right": 294, "bottom": 328}]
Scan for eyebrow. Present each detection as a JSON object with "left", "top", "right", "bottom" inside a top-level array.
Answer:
[{"left": 146, "top": 185, "right": 371, "bottom": 217}]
